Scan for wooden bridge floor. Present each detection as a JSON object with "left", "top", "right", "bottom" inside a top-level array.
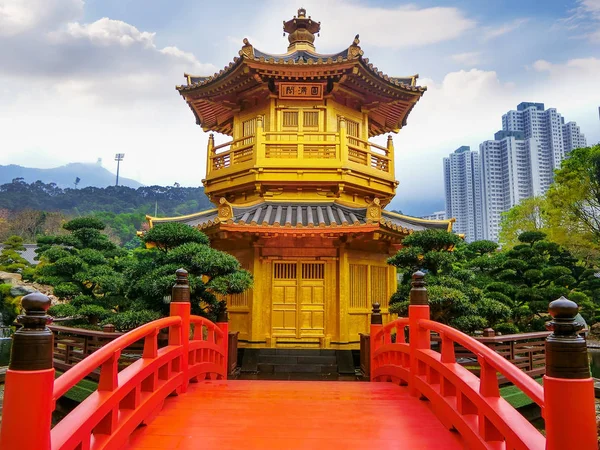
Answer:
[{"left": 125, "top": 380, "right": 465, "bottom": 449}]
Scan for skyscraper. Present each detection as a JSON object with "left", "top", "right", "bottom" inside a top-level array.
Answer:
[
  {"left": 480, "top": 102, "right": 586, "bottom": 241},
  {"left": 443, "top": 146, "right": 483, "bottom": 242}
]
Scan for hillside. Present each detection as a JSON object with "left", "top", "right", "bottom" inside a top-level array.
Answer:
[
  {"left": 0, "top": 180, "right": 211, "bottom": 216},
  {"left": 0, "top": 163, "right": 142, "bottom": 189}
]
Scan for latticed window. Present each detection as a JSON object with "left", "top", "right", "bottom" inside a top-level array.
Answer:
[
  {"left": 301, "top": 263, "right": 324, "bottom": 279},
  {"left": 349, "top": 264, "right": 368, "bottom": 309},
  {"left": 303, "top": 111, "right": 319, "bottom": 128},
  {"left": 274, "top": 262, "right": 297, "bottom": 279},
  {"left": 282, "top": 111, "right": 298, "bottom": 128},
  {"left": 241, "top": 118, "right": 256, "bottom": 146},
  {"left": 370, "top": 266, "right": 388, "bottom": 308},
  {"left": 346, "top": 118, "right": 360, "bottom": 146}
]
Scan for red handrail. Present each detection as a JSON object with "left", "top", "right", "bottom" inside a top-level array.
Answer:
[
  {"left": 420, "top": 319, "right": 544, "bottom": 407},
  {"left": 53, "top": 316, "right": 180, "bottom": 401},
  {"left": 370, "top": 313, "right": 548, "bottom": 449}
]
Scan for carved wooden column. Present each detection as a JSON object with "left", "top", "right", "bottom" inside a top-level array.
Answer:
[
  {"left": 544, "top": 296, "right": 596, "bottom": 450},
  {"left": 0, "top": 292, "right": 54, "bottom": 450},
  {"left": 169, "top": 268, "right": 191, "bottom": 393},
  {"left": 408, "top": 271, "right": 430, "bottom": 396}
]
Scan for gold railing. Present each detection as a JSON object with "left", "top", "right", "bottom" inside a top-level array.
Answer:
[
  {"left": 210, "top": 136, "right": 254, "bottom": 171},
  {"left": 206, "top": 127, "right": 394, "bottom": 177}
]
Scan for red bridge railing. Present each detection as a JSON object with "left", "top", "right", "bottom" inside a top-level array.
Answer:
[
  {"left": 370, "top": 271, "right": 598, "bottom": 450},
  {"left": 0, "top": 268, "right": 228, "bottom": 450}
]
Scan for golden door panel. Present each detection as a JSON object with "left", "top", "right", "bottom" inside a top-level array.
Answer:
[
  {"left": 271, "top": 261, "right": 325, "bottom": 339},
  {"left": 272, "top": 282, "right": 297, "bottom": 336},
  {"left": 272, "top": 263, "right": 298, "bottom": 337},
  {"left": 298, "top": 263, "right": 325, "bottom": 337}
]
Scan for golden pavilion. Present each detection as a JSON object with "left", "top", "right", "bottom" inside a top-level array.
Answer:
[{"left": 147, "top": 8, "right": 453, "bottom": 349}]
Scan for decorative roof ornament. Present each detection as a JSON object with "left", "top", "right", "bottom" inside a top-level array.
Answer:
[
  {"left": 283, "top": 7, "right": 321, "bottom": 51},
  {"left": 348, "top": 34, "right": 364, "bottom": 59},
  {"left": 239, "top": 37, "right": 254, "bottom": 58},
  {"left": 217, "top": 197, "right": 234, "bottom": 222},
  {"left": 366, "top": 198, "right": 382, "bottom": 223}
]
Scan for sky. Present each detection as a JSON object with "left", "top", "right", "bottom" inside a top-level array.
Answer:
[{"left": 1, "top": 0, "right": 599, "bottom": 215}]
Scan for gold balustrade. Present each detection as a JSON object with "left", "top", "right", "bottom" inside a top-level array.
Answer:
[{"left": 207, "top": 131, "right": 394, "bottom": 176}]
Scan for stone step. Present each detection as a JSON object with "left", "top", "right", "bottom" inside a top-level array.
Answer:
[
  {"left": 258, "top": 363, "right": 339, "bottom": 374},
  {"left": 259, "top": 349, "right": 336, "bottom": 356},
  {"left": 257, "top": 354, "right": 337, "bottom": 365}
]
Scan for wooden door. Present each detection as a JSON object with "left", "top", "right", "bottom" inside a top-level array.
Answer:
[
  {"left": 298, "top": 263, "right": 325, "bottom": 338},
  {"left": 272, "top": 261, "right": 326, "bottom": 340},
  {"left": 272, "top": 262, "right": 298, "bottom": 338}
]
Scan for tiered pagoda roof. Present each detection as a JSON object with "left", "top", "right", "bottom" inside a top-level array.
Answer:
[
  {"left": 177, "top": 9, "right": 425, "bottom": 137},
  {"left": 148, "top": 199, "right": 451, "bottom": 241}
]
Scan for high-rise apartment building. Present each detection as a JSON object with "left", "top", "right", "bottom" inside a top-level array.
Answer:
[
  {"left": 443, "top": 146, "right": 483, "bottom": 242},
  {"left": 480, "top": 102, "right": 587, "bottom": 241},
  {"left": 420, "top": 211, "right": 446, "bottom": 221}
]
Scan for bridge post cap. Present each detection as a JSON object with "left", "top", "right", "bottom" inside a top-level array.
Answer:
[
  {"left": 175, "top": 268, "right": 189, "bottom": 281},
  {"left": 409, "top": 271, "right": 428, "bottom": 306},
  {"left": 9, "top": 291, "right": 53, "bottom": 370},
  {"left": 171, "top": 268, "right": 190, "bottom": 303},
  {"left": 412, "top": 270, "right": 425, "bottom": 280},
  {"left": 548, "top": 296, "right": 578, "bottom": 320},
  {"left": 371, "top": 302, "right": 382, "bottom": 325},
  {"left": 483, "top": 327, "right": 495, "bottom": 337},
  {"left": 545, "top": 296, "right": 589, "bottom": 379},
  {"left": 21, "top": 291, "right": 51, "bottom": 313}
]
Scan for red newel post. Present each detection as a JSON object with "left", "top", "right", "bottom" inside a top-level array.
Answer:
[
  {"left": 544, "top": 297, "right": 596, "bottom": 450},
  {"left": 408, "top": 271, "right": 430, "bottom": 396},
  {"left": 0, "top": 292, "right": 54, "bottom": 450},
  {"left": 369, "top": 302, "right": 383, "bottom": 381},
  {"left": 216, "top": 305, "right": 229, "bottom": 379},
  {"left": 169, "top": 268, "right": 191, "bottom": 393}
]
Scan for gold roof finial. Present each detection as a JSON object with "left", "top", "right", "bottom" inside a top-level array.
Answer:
[{"left": 283, "top": 7, "right": 321, "bottom": 51}]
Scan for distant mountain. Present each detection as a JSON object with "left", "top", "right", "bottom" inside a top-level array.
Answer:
[{"left": 0, "top": 163, "right": 142, "bottom": 189}]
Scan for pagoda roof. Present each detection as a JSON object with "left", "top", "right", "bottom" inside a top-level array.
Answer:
[
  {"left": 177, "top": 33, "right": 425, "bottom": 136},
  {"left": 147, "top": 200, "right": 452, "bottom": 238}
]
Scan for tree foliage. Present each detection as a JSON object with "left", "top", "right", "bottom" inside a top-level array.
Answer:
[
  {"left": 500, "top": 145, "right": 600, "bottom": 262},
  {"left": 388, "top": 228, "right": 597, "bottom": 334},
  {"left": 126, "top": 222, "right": 252, "bottom": 321},
  {"left": 37, "top": 217, "right": 128, "bottom": 326}
]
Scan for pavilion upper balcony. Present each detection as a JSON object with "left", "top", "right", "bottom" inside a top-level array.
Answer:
[{"left": 203, "top": 116, "right": 397, "bottom": 205}]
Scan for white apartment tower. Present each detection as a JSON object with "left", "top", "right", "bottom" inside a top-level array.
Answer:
[
  {"left": 443, "top": 146, "right": 483, "bottom": 242},
  {"left": 481, "top": 102, "right": 587, "bottom": 242}
]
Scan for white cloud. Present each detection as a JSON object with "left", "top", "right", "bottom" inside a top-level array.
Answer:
[
  {"left": 244, "top": 1, "right": 476, "bottom": 51},
  {"left": 483, "top": 18, "right": 529, "bottom": 40},
  {"left": 0, "top": 0, "right": 216, "bottom": 187},
  {"left": 49, "top": 18, "right": 155, "bottom": 48},
  {"left": 561, "top": 0, "right": 600, "bottom": 42},
  {"left": 449, "top": 51, "right": 482, "bottom": 66},
  {"left": 0, "top": 0, "right": 83, "bottom": 36}
]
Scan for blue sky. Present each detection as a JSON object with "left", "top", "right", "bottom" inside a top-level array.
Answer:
[{"left": 1, "top": 0, "right": 599, "bottom": 215}]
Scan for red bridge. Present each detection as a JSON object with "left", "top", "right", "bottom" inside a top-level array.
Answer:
[{"left": 1, "top": 270, "right": 597, "bottom": 449}]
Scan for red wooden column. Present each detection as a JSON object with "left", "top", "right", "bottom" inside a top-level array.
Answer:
[
  {"left": 544, "top": 297, "right": 597, "bottom": 450},
  {"left": 216, "top": 306, "right": 229, "bottom": 379},
  {"left": 408, "top": 271, "right": 430, "bottom": 396},
  {"left": 0, "top": 292, "right": 54, "bottom": 450},
  {"left": 169, "top": 268, "right": 191, "bottom": 393},
  {"left": 369, "top": 302, "right": 383, "bottom": 381}
]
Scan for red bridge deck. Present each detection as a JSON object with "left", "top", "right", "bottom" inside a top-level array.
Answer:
[{"left": 125, "top": 380, "right": 465, "bottom": 450}]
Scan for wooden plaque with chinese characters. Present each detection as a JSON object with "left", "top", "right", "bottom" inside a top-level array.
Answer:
[{"left": 279, "top": 83, "right": 323, "bottom": 100}]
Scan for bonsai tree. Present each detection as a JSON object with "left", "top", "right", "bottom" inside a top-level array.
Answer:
[
  {"left": 125, "top": 222, "right": 253, "bottom": 321},
  {"left": 0, "top": 235, "right": 30, "bottom": 273},
  {"left": 35, "top": 217, "right": 128, "bottom": 328}
]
